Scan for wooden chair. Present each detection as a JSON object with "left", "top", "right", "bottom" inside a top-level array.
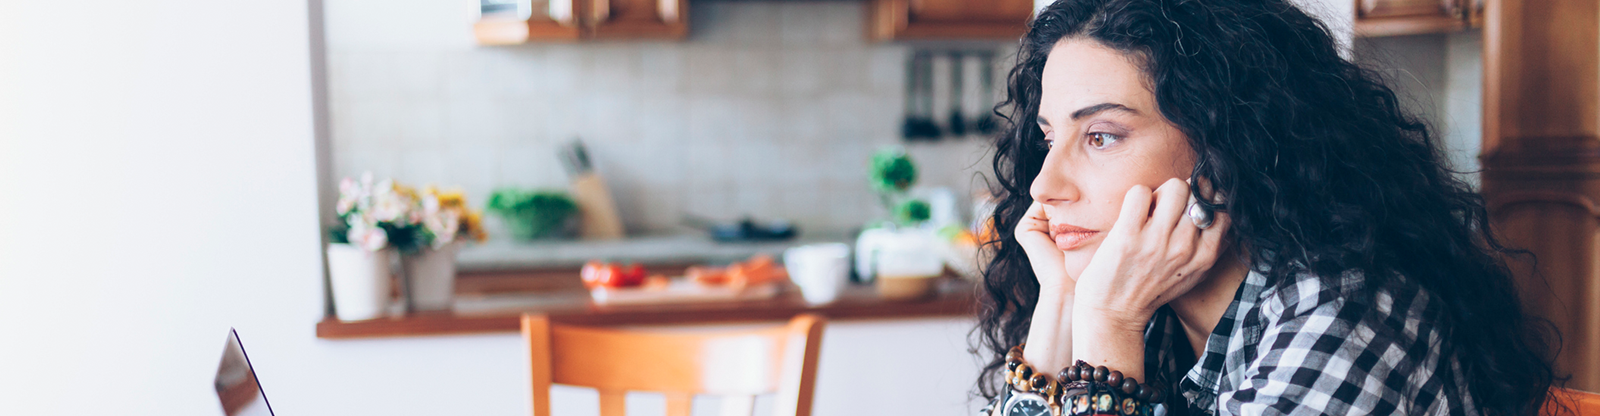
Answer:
[
  {"left": 522, "top": 313, "right": 827, "bottom": 416},
  {"left": 1546, "top": 388, "right": 1600, "bottom": 415}
]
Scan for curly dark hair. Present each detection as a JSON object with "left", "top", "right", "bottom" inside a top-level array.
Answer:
[{"left": 975, "top": 0, "right": 1558, "bottom": 414}]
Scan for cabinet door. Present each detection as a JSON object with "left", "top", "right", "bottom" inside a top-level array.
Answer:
[
  {"left": 869, "top": 0, "right": 1033, "bottom": 41},
  {"left": 1354, "top": 0, "right": 1467, "bottom": 37},
  {"left": 907, "top": 0, "right": 1034, "bottom": 23},
  {"left": 586, "top": 0, "right": 688, "bottom": 40},
  {"left": 1359, "top": 0, "right": 1458, "bottom": 19}
]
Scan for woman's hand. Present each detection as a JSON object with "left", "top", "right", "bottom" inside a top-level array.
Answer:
[
  {"left": 1016, "top": 200, "right": 1072, "bottom": 292},
  {"left": 1016, "top": 200, "right": 1077, "bottom": 373},
  {"left": 1071, "top": 178, "right": 1229, "bottom": 379}
]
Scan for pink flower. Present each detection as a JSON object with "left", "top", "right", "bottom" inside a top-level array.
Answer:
[{"left": 348, "top": 224, "right": 389, "bottom": 252}]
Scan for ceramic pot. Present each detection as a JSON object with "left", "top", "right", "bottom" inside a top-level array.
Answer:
[
  {"left": 856, "top": 227, "right": 945, "bottom": 300},
  {"left": 326, "top": 243, "right": 393, "bottom": 321},
  {"left": 402, "top": 241, "right": 462, "bottom": 311}
]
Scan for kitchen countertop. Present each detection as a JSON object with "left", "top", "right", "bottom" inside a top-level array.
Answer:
[
  {"left": 316, "top": 274, "right": 979, "bottom": 339},
  {"left": 457, "top": 233, "right": 853, "bottom": 271}
]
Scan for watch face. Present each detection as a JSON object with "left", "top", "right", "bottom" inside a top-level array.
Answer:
[{"left": 1003, "top": 392, "right": 1052, "bottom": 416}]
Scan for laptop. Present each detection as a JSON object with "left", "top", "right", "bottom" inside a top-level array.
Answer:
[{"left": 214, "top": 329, "right": 275, "bottom": 416}]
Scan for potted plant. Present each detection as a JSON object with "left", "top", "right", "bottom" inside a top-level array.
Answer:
[
  {"left": 327, "top": 173, "right": 427, "bottom": 321},
  {"left": 855, "top": 147, "right": 944, "bottom": 299},
  {"left": 401, "top": 186, "right": 487, "bottom": 311},
  {"left": 486, "top": 188, "right": 578, "bottom": 240}
]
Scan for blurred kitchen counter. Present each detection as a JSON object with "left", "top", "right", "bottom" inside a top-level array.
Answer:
[
  {"left": 457, "top": 233, "right": 853, "bottom": 271},
  {"left": 316, "top": 275, "right": 979, "bottom": 339},
  {"left": 316, "top": 233, "right": 982, "bottom": 339}
]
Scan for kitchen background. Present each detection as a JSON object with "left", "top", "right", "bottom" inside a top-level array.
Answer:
[
  {"left": 0, "top": 0, "right": 1497, "bottom": 414},
  {"left": 325, "top": 0, "right": 1480, "bottom": 243},
  {"left": 327, "top": 0, "right": 1005, "bottom": 239}
]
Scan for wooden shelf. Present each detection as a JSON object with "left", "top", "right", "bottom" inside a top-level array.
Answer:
[{"left": 317, "top": 270, "right": 980, "bottom": 339}]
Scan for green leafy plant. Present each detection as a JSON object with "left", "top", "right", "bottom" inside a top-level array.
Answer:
[
  {"left": 894, "top": 199, "right": 931, "bottom": 225},
  {"left": 486, "top": 188, "right": 578, "bottom": 240},
  {"left": 868, "top": 147, "right": 929, "bottom": 227},
  {"left": 870, "top": 148, "right": 918, "bottom": 193}
]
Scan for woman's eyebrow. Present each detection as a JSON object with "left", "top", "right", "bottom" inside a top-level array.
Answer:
[{"left": 1071, "top": 103, "right": 1139, "bottom": 120}]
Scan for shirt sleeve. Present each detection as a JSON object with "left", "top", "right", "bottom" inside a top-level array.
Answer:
[{"left": 1217, "top": 280, "right": 1414, "bottom": 416}]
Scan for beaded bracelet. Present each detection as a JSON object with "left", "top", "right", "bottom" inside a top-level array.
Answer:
[
  {"left": 1004, "top": 345, "right": 1061, "bottom": 401},
  {"left": 1056, "top": 360, "right": 1165, "bottom": 416}
]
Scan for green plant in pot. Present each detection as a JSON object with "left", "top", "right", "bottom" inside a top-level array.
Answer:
[
  {"left": 486, "top": 188, "right": 578, "bottom": 240},
  {"left": 869, "top": 147, "right": 930, "bottom": 228}
]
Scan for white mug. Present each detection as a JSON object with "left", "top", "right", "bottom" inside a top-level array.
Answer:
[{"left": 784, "top": 243, "right": 852, "bottom": 304}]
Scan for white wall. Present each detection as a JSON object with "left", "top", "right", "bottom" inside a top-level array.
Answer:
[{"left": 0, "top": 1, "right": 983, "bottom": 415}]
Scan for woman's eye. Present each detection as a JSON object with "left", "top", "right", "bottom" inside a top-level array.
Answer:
[{"left": 1087, "top": 132, "right": 1121, "bottom": 149}]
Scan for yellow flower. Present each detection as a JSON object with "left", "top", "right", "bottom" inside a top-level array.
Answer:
[{"left": 461, "top": 209, "right": 488, "bottom": 242}]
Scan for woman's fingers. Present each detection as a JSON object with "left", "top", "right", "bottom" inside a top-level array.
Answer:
[
  {"left": 1112, "top": 185, "right": 1155, "bottom": 240},
  {"left": 1145, "top": 178, "right": 1190, "bottom": 248},
  {"left": 1016, "top": 202, "right": 1053, "bottom": 244},
  {"left": 1016, "top": 201, "right": 1069, "bottom": 285},
  {"left": 1186, "top": 210, "right": 1230, "bottom": 273}
]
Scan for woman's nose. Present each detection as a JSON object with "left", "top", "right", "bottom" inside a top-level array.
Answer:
[{"left": 1030, "top": 150, "right": 1078, "bottom": 204}]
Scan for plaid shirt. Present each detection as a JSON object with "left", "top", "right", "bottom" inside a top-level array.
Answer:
[{"left": 986, "top": 269, "right": 1478, "bottom": 416}]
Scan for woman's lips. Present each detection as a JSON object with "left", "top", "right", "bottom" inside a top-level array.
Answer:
[{"left": 1050, "top": 224, "right": 1100, "bottom": 251}]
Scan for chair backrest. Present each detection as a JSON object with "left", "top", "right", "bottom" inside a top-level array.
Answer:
[
  {"left": 523, "top": 313, "right": 827, "bottom": 416},
  {"left": 1545, "top": 388, "right": 1600, "bottom": 415}
]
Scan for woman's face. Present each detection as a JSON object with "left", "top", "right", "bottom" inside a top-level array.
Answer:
[{"left": 1031, "top": 39, "right": 1197, "bottom": 280}]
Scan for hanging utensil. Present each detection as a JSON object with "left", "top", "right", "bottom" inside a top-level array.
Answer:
[
  {"left": 902, "top": 50, "right": 941, "bottom": 141},
  {"left": 973, "top": 50, "right": 1001, "bottom": 136},
  {"left": 946, "top": 51, "right": 968, "bottom": 137}
]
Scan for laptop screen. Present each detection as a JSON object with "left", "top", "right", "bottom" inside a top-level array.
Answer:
[{"left": 215, "top": 329, "right": 274, "bottom": 416}]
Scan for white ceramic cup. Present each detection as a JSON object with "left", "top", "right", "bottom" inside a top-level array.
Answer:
[{"left": 784, "top": 243, "right": 852, "bottom": 304}]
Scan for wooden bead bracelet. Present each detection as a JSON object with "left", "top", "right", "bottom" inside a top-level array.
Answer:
[
  {"left": 1004, "top": 345, "right": 1166, "bottom": 415},
  {"left": 1004, "top": 344, "right": 1061, "bottom": 400},
  {"left": 1057, "top": 360, "right": 1164, "bottom": 416}
]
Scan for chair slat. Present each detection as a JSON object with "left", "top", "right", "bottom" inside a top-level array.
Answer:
[
  {"left": 664, "top": 392, "right": 694, "bottom": 416},
  {"left": 598, "top": 390, "right": 627, "bottom": 416},
  {"left": 718, "top": 395, "right": 756, "bottom": 416},
  {"left": 524, "top": 315, "right": 553, "bottom": 416},
  {"left": 523, "top": 314, "right": 827, "bottom": 416}
]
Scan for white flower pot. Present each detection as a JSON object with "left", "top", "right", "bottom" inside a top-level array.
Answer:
[
  {"left": 402, "top": 241, "right": 461, "bottom": 311},
  {"left": 327, "top": 243, "right": 393, "bottom": 321}
]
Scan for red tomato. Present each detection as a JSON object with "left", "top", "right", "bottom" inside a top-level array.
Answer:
[
  {"left": 581, "top": 261, "right": 616, "bottom": 289},
  {"left": 582, "top": 261, "right": 646, "bottom": 288},
  {"left": 618, "top": 264, "right": 646, "bottom": 287}
]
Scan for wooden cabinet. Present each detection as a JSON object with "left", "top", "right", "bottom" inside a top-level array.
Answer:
[
  {"left": 475, "top": 0, "right": 688, "bottom": 45},
  {"left": 868, "top": 0, "right": 1035, "bottom": 41},
  {"left": 1481, "top": 0, "right": 1600, "bottom": 392},
  {"left": 1354, "top": 0, "right": 1481, "bottom": 37}
]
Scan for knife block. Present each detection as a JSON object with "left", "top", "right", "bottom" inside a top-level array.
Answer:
[{"left": 570, "top": 172, "right": 625, "bottom": 240}]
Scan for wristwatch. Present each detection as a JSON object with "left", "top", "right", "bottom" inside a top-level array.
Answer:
[
  {"left": 983, "top": 387, "right": 1058, "bottom": 416},
  {"left": 1001, "top": 389, "right": 1055, "bottom": 416}
]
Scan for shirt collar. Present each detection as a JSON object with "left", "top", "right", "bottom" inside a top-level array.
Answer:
[{"left": 1176, "top": 269, "right": 1267, "bottom": 414}]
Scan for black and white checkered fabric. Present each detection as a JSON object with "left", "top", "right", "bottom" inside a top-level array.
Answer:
[
  {"left": 984, "top": 269, "right": 1478, "bottom": 416},
  {"left": 1147, "top": 269, "right": 1477, "bottom": 415}
]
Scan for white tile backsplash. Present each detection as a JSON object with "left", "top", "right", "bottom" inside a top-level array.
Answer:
[{"left": 326, "top": 0, "right": 1007, "bottom": 235}]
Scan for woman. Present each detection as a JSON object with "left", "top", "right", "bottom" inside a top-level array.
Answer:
[{"left": 976, "top": 0, "right": 1557, "bottom": 415}]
